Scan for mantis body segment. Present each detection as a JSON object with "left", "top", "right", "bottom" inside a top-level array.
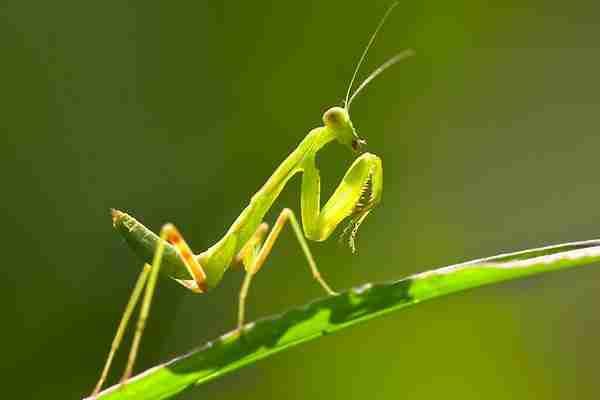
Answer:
[{"left": 91, "top": 3, "right": 412, "bottom": 396}]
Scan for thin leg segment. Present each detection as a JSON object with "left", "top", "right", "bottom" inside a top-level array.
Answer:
[
  {"left": 237, "top": 208, "right": 337, "bottom": 330},
  {"left": 237, "top": 270, "right": 255, "bottom": 331},
  {"left": 120, "top": 225, "right": 169, "bottom": 382},
  {"left": 91, "top": 264, "right": 150, "bottom": 397}
]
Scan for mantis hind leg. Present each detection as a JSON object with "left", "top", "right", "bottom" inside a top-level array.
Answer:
[
  {"left": 236, "top": 208, "right": 337, "bottom": 331},
  {"left": 91, "top": 223, "right": 207, "bottom": 396}
]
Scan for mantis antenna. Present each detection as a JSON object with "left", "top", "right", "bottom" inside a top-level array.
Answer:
[
  {"left": 344, "top": 1, "right": 414, "bottom": 112},
  {"left": 347, "top": 48, "right": 414, "bottom": 110}
]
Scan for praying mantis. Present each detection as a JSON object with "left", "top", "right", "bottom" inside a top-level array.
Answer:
[{"left": 91, "top": 2, "right": 413, "bottom": 397}]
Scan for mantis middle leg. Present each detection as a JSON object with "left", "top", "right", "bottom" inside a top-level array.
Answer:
[{"left": 236, "top": 208, "right": 336, "bottom": 331}]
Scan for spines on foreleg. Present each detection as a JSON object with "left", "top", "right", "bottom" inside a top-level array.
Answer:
[{"left": 339, "top": 169, "right": 379, "bottom": 253}]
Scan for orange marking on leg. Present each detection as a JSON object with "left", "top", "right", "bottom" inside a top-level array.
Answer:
[
  {"left": 197, "top": 281, "right": 208, "bottom": 293},
  {"left": 161, "top": 223, "right": 208, "bottom": 291},
  {"left": 167, "top": 232, "right": 181, "bottom": 244},
  {"left": 180, "top": 249, "right": 193, "bottom": 261}
]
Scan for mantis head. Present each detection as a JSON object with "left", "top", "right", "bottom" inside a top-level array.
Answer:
[{"left": 323, "top": 106, "right": 366, "bottom": 154}]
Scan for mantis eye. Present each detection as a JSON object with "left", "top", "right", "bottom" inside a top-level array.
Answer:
[{"left": 322, "top": 106, "right": 346, "bottom": 128}]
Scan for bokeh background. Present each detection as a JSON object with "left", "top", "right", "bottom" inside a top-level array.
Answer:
[{"left": 2, "top": 1, "right": 600, "bottom": 399}]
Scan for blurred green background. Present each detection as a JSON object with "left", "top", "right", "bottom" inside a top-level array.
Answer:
[{"left": 2, "top": 1, "right": 600, "bottom": 398}]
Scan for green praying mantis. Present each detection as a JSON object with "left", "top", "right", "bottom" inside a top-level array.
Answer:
[{"left": 91, "top": 2, "right": 413, "bottom": 397}]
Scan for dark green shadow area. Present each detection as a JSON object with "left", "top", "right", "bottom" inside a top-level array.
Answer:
[{"left": 87, "top": 239, "right": 600, "bottom": 400}]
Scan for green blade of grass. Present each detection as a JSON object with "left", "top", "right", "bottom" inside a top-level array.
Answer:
[{"left": 87, "top": 239, "right": 600, "bottom": 400}]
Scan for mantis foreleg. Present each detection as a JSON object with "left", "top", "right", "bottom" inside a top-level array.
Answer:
[{"left": 301, "top": 152, "right": 383, "bottom": 248}]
